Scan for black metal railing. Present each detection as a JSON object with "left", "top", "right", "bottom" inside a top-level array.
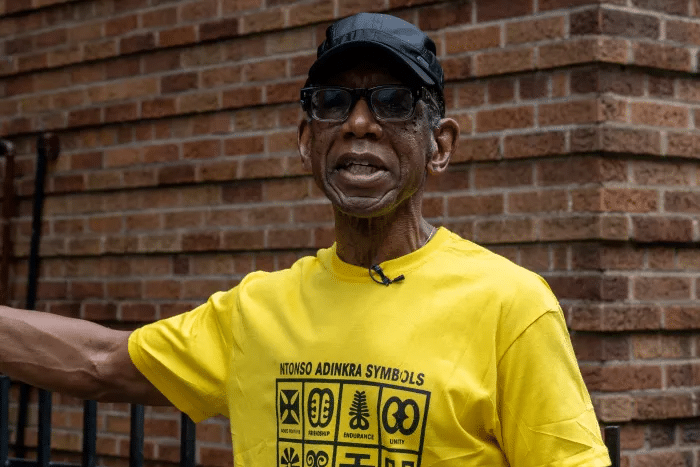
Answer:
[
  {"left": 0, "top": 377, "right": 196, "bottom": 467},
  {"left": 0, "top": 135, "right": 197, "bottom": 467}
]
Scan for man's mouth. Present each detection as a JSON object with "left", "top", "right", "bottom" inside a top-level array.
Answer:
[{"left": 339, "top": 161, "right": 384, "bottom": 175}]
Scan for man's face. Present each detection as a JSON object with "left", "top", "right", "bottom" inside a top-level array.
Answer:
[{"left": 298, "top": 62, "right": 437, "bottom": 218}]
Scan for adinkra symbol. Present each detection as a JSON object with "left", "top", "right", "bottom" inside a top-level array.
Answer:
[
  {"left": 382, "top": 396, "right": 420, "bottom": 436},
  {"left": 385, "top": 460, "right": 415, "bottom": 467},
  {"left": 348, "top": 390, "right": 370, "bottom": 430},
  {"left": 308, "top": 388, "right": 334, "bottom": 428},
  {"left": 279, "top": 389, "right": 300, "bottom": 425},
  {"left": 281, "top": 447, "right": 300, "bottom": 467},
  {"left": 305, "top": 450, "right": 329, "bottom": 467}
]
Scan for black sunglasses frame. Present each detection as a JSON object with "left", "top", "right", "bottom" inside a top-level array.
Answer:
[{"left": 300, "top": 85, "right": 427, "bottom": 123}]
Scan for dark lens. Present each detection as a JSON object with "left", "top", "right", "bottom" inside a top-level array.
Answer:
[
  {"left": 312, "top": 88, "right": 352, "bottom": 121},
  {"left": 371, "top": 87, "right": 414, "bottom": 120}
]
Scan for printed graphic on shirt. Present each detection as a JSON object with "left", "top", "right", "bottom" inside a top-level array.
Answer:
[{"left": 277, "top": 378, "right": 430, "bottom": 467}]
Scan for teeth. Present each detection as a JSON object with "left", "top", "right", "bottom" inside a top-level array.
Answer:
[{"left": 346, "top": 163, "right": 378, "bottom": 175}]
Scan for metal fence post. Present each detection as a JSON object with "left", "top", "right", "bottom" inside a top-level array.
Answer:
[
  {"left": 0, "top": 139, "right": 16, "bottom": 306},
  {"left": 604, "top": 425, "right": 620, "bottom": 467},
  {"left": 16, "top": 133, "right": 60, "bottom": 459},
  {"left": 180, "top": 414, "right": 196, "bottom": 467},
  {"left": 129, "top": 405, "right": 144, "bottom": 467}
]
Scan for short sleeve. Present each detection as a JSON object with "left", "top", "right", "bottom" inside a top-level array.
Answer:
[
  {"left": 497, "top": 309, "right": 611, "bottom": 467},
  {"left": 128, "top": 289, "right": 237, "bottom": 422}
]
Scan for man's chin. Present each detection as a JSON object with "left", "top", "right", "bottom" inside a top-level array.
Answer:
[{"left": 331, "top": 193, "right": 395, "bottom": 219}]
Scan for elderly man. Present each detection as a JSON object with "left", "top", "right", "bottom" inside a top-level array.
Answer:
[{"left": 0, "top": 12, "right": 611, "bottom": 467}]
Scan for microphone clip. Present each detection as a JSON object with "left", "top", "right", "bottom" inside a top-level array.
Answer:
[{"left": 369, "top": 264, "right": 405, "bottom": 286}]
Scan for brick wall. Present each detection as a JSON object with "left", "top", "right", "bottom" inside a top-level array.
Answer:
[{"left": 0, "top": 0, "right": 699, "bottom": 466}]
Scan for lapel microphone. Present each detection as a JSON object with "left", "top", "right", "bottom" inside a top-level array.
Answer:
[{"left": 369, "top": 264, "right": 405, "bottom": 286}]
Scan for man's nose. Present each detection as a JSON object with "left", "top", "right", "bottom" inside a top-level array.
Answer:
[{"left": 342, "top": 98, "right": 383, "bottom": 138}]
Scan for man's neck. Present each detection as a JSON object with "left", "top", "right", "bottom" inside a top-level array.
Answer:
[{"left": 333, "top": 205, "right": 433, "bottom": 268}]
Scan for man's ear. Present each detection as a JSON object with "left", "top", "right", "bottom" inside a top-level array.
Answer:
[
  {"left": 298, "top": 119, "right": 312, "bottom": 171},
  {"left": 427, "top": 117, "right": 459, "bottom": 175}
]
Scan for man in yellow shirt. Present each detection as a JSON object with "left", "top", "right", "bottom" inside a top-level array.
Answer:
[{"left": 0, "top": 12, "right": 611, "bottom": 467}]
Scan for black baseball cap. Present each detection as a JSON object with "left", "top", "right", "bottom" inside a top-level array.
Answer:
[{"left": 307, "top": 13, "right": 444, "bottom": 97}]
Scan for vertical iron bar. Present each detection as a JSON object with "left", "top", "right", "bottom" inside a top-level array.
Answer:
[
  {"left": 82, "top": 400, "right": 97, "bottom": 467},
  {"left": 129, "top": 405, "right": 144, "bottom": 467},
  {"left": 0, "top": 140, "right": 15, "bottom": 307},
  {"left": 0, "top": 376, "right": 10, "bottom": 467},
  {"left": 16, "top": 134, "right": 60, "bottom": 459},
  {"left": 604, "top": 425, "right": 620, "bottom": 467},
  {"left": 180, "top": 413, "right": 196, "bottom": 467},
  {"left": 36, "top": 389, "right": 52, "bottom": 467}
]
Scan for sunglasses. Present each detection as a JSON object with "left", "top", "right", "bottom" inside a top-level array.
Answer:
[{"left": 300, "top": 85, "right": 429, "bottom": 122}]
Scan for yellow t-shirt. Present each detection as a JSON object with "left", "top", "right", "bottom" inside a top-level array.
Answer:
[{"left": 129, "top": 228, "right": 611, "bottom": 467}]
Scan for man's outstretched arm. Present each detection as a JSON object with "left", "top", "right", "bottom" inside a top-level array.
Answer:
[{"left": 0, "top": 305, "right": 171, "bottom": 406}]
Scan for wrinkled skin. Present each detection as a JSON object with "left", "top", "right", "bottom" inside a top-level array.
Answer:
[{"left": 298, "top": 62, "right": 459, "bottom": 268}]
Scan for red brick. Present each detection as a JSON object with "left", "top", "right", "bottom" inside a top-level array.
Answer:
[
  {"left": 121, "top": 303, "right": 157, "bottom": 322},
  {"left": 507, "top": 190, "right": 568, "bottom": 213},
  {"left": 572, "top": 333, "right": 630, "bottom": 361},
  {"left": 477, "top": 0, "right": 531, "bottom": 21},
  {"left": 632, "top": 161, "right": 695, "bottom": 186},
  {"left": 581, "top": 364, "right": 662, "bottom": 391},
  {"left": 441, "top": 56, "right": 472, "bottom": 81},
  {"left": 667, "top": 20, "right": 700, "bottom": 45},
  {"left": 286, "top": 0, "right": 334, "bottom": 27},
  {"left": 476, "top": 106, "right": 534, "bottom": 132},
  {"left": 223, "top": 87, "right": 263, "bottom": 108},
  {"left": 161, "top": 72, "right": 199, "bottom": 94},
  {"left": 630, "top": 102, "right": 689, "bottom": 128},
  {"left": 180, "top": 0, "right": 218, "bottom": 21},
  {"left": 475, "top": 48, "right": 534, "bottom": 76},
  {"left": 68, "top": 108, "right": 102, "bottom": 127},
  {"left": 474, "top": 218, "right": 536, "bottom": 244},
  {"left": 445, "top": 26, "right": 501, "bottom": 54},
  {"left": 120, "top": 33, "right": 156, "bottom": 54},
  {"left": 266, "top": 80, "right": 304, "bottom": 104},
  {"left": 633, "top": 42, "right": 692, "bottom": 72},
  {"left": 240, "top": 9, "right": 285, "bottom": 34},
  {"left": 601, "top": 304, "right": 663, "bottom": 331},
  {"left": 473, "top": 162, "right": 532, "bottom": 189},
  {"left": 591, "top": 394, "right": 634, "bottom": 422},
  {"left": 593, "top": 128, "right": 662, "bottom": 155},
  {"left": 418, "top": 1, "right": 472, "bottom": 31},
  {"left": 447, "top": 194, "right": 504, "bottom": 216},
  {"left": 159, "top": 26, "right": 197, "bottom": 48},
  {"left": 631, "top": 0, "right": 689, "bottom": 15},
  {"left": 540, "top": 0, "right": 611, "bottom": 10},
  {"left": 141, "top": 7, "right": 177, "bottom": 28},
  {"left": 634, "top": 276, "right": 692, "bottom": 301},
  {"left": 143, "top": 50, "right": 181, "bottom": 73},
  {"left": 635, "top": 393, "right": 694, "bottom": 420},
  {"left": 507, "top": 16, "right": 565, "bottom": 44},
  {"left": 635, "top": 452, "right": 694, "bottom": 467},
  {"left": 539, "top": 99, "right": 599, "bottom": 126},
  {"left": 572, "top": 188, "right": 659, "bottom": 213},
  {"left": 633, "top": 217, "right": 694, "bottom": 243},
  {"left": 179, "top": 92, "right": 219, "bottom": 114},
  {"left": 141, "top": 98, "right": 177, "bottom": 119},
  {"left": 665, "top": 191, "right": 700, "bottom": 213},
  {"left": 157, "top": 165, "right": 196, "bottom": 185},
  {"left": 106, "top": 15, "right": 138, "bottom": 37},
  {"left": 519, "top": 74, "right": 548, "bottom": 99},
  {"left": 665, "top": 306, "right": 700, "bottom": 330},
  {"left": 199, "top": 18, "right": 240, "bottom": 42},
  {"left": 105, "top": 103, "right": 139, "bottom": 123}
]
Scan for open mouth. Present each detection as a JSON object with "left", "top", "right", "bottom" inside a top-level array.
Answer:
[{"left": 339, "top": 161, "right": 384, "bottom": 175}]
